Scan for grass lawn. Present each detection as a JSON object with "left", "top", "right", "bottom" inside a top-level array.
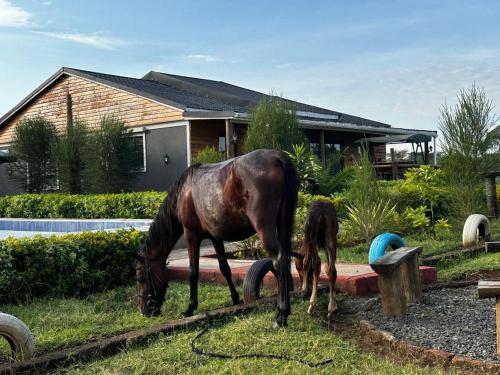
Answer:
[
  {"left": 0, "top": 282, "right": 244, "bottom": 354},
  {"left": 52, "top": 296, "right": 446, "bottom": 375}
]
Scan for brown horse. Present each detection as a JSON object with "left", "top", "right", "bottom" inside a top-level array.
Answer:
[
  {"left": 295, "top": 200, "right": 338, "bottom": 319},
  {"left": 134, "top": 149, "right": 298, "bottom": 327}
]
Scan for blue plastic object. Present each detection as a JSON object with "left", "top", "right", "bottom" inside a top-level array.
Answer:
[{"left": 368, "top": 233, "right": 405, "bottom": 264}]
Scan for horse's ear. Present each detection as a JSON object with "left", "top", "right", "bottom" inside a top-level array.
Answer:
[{"left": 132, "top": 253, "right": 145, "bottom": 263}]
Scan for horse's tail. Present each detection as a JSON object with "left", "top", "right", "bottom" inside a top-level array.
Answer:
[{"left": 277, "top": 155, "right": 299, "bottom": 259}]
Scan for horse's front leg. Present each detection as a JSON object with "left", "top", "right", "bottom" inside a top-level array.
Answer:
[
  {"left": 212, "top": 239, "right": 240, "bottom": 305},
  {"left": 183, "top": 230, "right": 201, "bottom": 317}
]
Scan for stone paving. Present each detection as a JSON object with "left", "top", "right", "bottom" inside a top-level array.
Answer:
[{"left": 167, "top": 245, "right": 437, "bottom": 296}]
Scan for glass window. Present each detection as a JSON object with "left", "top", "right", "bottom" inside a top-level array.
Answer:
[
  {"left": 218, "top": 136, "right": 226, "bottom": 152},
  {"left": 128, "top": 134, "right": 146, "bottom": 172}
]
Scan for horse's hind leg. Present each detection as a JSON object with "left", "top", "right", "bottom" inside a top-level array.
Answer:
[
  {"left": 183, "top": 230, "right": 201, "bottom": 317},
  {"left": 256, "top": 227, "right": 290, "bottom": 328},
  {"left": 212, "top": 239, "right": 240, "bottom": 305}
]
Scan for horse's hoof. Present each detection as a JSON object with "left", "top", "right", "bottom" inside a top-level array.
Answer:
[
  {"left": 273, "top": 315, "right": 288, "bottom": 329},
  {"left": 182, "top": 310, "right": 194, "bottom": 318},
  {"left": 307, "top": 305, "right": 315, "bottom": 315}
]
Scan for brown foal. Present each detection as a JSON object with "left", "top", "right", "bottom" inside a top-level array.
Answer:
[{"left": 295, "top": 200, "right": 339, "bottom": 319}]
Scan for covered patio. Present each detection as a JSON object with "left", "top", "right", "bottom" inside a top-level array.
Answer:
[{"left": 355, "top": 133, "right": 437, "bottom": 179}]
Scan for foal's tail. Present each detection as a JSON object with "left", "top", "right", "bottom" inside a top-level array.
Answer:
[{"left": 277, "top": 155, "right": 299, "bottom": 258}]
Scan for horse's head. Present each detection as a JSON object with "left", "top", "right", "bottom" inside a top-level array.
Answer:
[{"left": 134, "top": 242, "right": 168, "bottom": 317}]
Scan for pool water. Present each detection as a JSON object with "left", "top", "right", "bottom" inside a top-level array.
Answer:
[{"left": 0, "top": 218, "right": 152, "bottom": 239}]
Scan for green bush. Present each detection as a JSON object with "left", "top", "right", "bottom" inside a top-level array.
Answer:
[
  {"left": 243, "top": 94, "right": 307, "bottom": 153},
  {"left": 192, "top": 145, "right": 225, "bottom": 164},
  {"left": 0, "top": 230, "right": 143, "bottom": 301},
  {"left": 0, "top": 192, "right": 165, "bottom": 219}
]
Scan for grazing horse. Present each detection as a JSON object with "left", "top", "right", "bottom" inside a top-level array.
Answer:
[
  {"left": 295, "top": 200, "right": 338, "bottom": 319},
  {"left": 134, "top": 149, "right": 298, "bottom": 328}
]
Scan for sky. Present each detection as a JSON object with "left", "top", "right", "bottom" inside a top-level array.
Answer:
[{"left": 1, "top": 0, "right": 500, "bottom": 135}]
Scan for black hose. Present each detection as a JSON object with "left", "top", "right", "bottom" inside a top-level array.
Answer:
[{"left": 190, "top": 313, "right": 334, "bottom": 368}]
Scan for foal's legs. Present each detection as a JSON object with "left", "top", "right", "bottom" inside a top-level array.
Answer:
[
  {"left": 307, "top": 246, "right": 321, "bottom": 315},
  {"left": 183, "top": 230, "right": 201, "bottom": 317},
  {"left": 325, "top": 235, "right": 338, "bottom": 319},
  {"left": 212, "top": 239, "right": 240, "bottom": 305}
]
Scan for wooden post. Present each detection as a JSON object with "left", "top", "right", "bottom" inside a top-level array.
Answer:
[
  {"left": 320, "top": 130, "right": 326, "bottom": 166},
  {"left": 401, "top": 255, "right": 422, "bottom": 303},
  {"left": 225, "top": 119, "right": 234, "bottom": 159},
  {"left": 497, "top": 297, "right": 500, "bottom": 355},
  {"left": 378, "top": 267, "right": 406, "bottom": 317},
  {"left": 478, "top": 280, "right": 500, "bottom": 354},
  {"left": 424, "top": 142, "right": 429, "bottom": 164},
  {"left": 390, "top": 148, "right": 397, "bottom": 180},
  {"left": 485, "top": 176, "right": 498, "bottom": 218}
]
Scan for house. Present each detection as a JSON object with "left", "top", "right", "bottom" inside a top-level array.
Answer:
[{"left": 0, "top": 67, "right": 437, "bottom": 194}]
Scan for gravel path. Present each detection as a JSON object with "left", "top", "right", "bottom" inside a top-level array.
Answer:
[{"left": 344, "top": 286, "right": 499, "bottom": 362}]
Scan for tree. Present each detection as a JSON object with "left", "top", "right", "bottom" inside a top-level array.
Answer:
[
  {"left": 56, "top": 119, "right": 88, "bottom": 194},
  {"left": 83, "top": 116, "right": 141, "bottom": 193},
  {"left": 438, "top": 84, "right": 499, "bottom": 218},
  {"left": 243, "top": 95, "right": 307, "bottom": 153},
  {"left": 10, "top": 117, "right": 58, "bottom": 192}
]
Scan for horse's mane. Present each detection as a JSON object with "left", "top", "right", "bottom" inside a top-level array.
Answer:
[{"left": 144, "top": 164, "right": 201, "bottom": 255}]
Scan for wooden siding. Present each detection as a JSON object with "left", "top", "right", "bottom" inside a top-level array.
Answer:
[
  {"left": 373, "top": 144, "right": 387, "bottom": 163},
  {"left": 0, "top": 74, "right": 183, "bottom": 144},
  {"left": 190, "top": 120, "right": 226, "bottom": 159}
]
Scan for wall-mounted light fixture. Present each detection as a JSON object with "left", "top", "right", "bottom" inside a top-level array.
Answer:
[{"left": 163, "top": 153, "right": 169, "bottom": 165}]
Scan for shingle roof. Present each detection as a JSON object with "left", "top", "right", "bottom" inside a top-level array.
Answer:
[
  {"left": 68, "top": 68, "right": 391, "bottom": 128},
  {"left": 0, "top": 67, "right": 432, "bottom": 133}
]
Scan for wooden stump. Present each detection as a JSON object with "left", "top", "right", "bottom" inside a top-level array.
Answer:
[
  {"left": 371, "top": 247, "right": 423, "bottom": 317},
  {"left": 402, "top": 255, "right": 422, "bottom": 303},
  {"left": 378, "top": 266, "right": 406, "bottom": 317},
  {"left": 478, "top": 280, "right": 500, "bottom": 355}
]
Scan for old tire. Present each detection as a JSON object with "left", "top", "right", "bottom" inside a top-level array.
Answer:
[
  {"left": 0, "top": 313, "right": 35, "bottom": 360},
  {"left": 463, "top": 214, "right": 491, "bottom": 249},
  {"left": 243, "top": 258, "right": 277, "bottom": 303},
  {"left": 368, "top": 233, "right": 405, "bottom": 264}
]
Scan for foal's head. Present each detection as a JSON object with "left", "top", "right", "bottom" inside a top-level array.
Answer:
[{"left": 134, "top": 242, "right": 169, "bottom": 317}]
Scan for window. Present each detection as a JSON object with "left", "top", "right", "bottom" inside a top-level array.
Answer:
[
  {"left": 128, "top": 133, "right": 146, "bottom": 172},
  {"left": 218, "top": 135, "right": 226, "bottom": 152}
]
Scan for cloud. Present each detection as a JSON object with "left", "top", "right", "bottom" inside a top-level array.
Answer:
[
  {"left": 0, "top": 0, "right": 31, "bottom": 27},
  {"left": 182, "top": 54, "right": 221, "bottom": 62},
  {"left": 32, "top": 30, "right": 125, "bottom": 50}
]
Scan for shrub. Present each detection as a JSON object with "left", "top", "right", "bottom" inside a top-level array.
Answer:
[
  {"left": 0, "top": 230, "right": 143, "bottom": 301},
  {"left": 83, "top": 116, "right": 141, "bottom": 193},
  {"left": 343, "top": 148, "right": 398, "bottom": 243},
  {"left": 10, "top": 117, "right": 58, "bottom": 193},
  {"left": 0, "top": 192, "right": 165, "bottom": 219},
  {"left": 56, "top": 119, "right": 88, "bottom": 194},
  {"left": 438, "top": 84, "right": 499, "bottom": 218},
  {"left": 243, "top": 94, "right": 307, "bottom": 154},
  {"left": 192, "top": 145, "right": 225, "bottom": 164},
  {"left": 285, "top": 144, "right": 323, "bottom": 193}
]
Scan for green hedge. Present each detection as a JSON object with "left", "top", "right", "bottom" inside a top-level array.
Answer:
[
  {"left": 0, "top": 192, "right": 165, "bottom": 219},
  {"left": 0, "top": 192, "right": 340, "bottom": 219},
  {"left": 0, "top": 230, "right": 143, "bottom": 301}
]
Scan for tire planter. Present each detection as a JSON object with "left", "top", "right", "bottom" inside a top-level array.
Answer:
[
  {"left": 368, "top": 233, "right": 405, "bottom": 264},
  {"left": 462, "top": 214, "right": 491, "bottom": 249},
  {"left": 0, "top": 313, "right": 35, "bottom": 360},
  {"left": 243, "top": 258, "right": 277, "bottom": 303}
]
